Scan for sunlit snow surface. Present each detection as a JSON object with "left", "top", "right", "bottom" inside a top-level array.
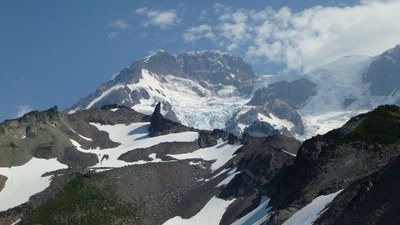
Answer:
[
  {"left": 70, "top": 122, "right": 199, "bottom": 168},
  {"left": 10, "top": 218, "right": 21, "bottom": 225},
  {"left": 167, "top": 140, "right": 241, "bottom": 171},
  {"left": 0, "top": 158, "right": 68, "bottom": 211},
  {"left": 130, "top": 70, "right": 249, "bottom": 130},
  {"left": 163, "top": 196, "right": 235, "bottom": 225},
  {"left": 231, "top": 196, "right": 271, "bottom": 225},
  {"left": 298, "top": 55, "right": 373, "bottom": 138},
  {"left": 282, "top": 190, "right": 342, "bottom": 225}
]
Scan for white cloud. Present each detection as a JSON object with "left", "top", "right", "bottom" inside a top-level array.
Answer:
[
  {"left": 108, "top": 20, "right": 129, "bottom": 29},
  {"left": 107, "top": 32, "right": 118, "bottom": 39},
  {"left": 135, "top": 7, "right": 181, "bottom": 28},
  {"left": 183, "top": 24, "right": 215, "bottom": 43},
  {"left": 199, "top": 10, "right": 208, "bottom": 20},
  {"left": 187, "top": 0, "right": 400, "bottom": 72},
  {"left": 16, "top": 105, "right": 33, "bottom": 118}
]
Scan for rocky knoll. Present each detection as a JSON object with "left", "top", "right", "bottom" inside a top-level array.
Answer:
[{"left": 266, "top": 105, "right": 400, "bottom": 224}]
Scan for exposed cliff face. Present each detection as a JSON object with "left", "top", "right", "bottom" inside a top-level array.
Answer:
[
  {"left": 177, "top": 50, "right": 255, "bottom": 94},
  {"left": 260, "top": 78, "right": 317, "bottom": 109},
  {"left": 247, "top": 88, "right": 304, "bottom": 135},
  {"left": 315, "top": 155, "right": 400, "bottom": 225},
  {"left": 363, "top": 45, "right": 400, "bottom": 96}
]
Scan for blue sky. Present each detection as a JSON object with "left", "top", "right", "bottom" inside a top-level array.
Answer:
[{"left": 1, "top": 0, "right": 400, "bottom": 122}]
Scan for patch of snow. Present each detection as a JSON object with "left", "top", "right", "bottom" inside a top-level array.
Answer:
[
  {"left": 70, "top": 122, "right": 198, "bottom": 168},
  {"left": 167, "top": 140, "right": 241, "bottom": 171},
  {"left": 110, "top": 108, "right": 119, "bottom": 112},
  {"left": 231, "top": 196, "right": 271, "bottom": 225},
  {"left": 211, "top": 168, "right": 230, "bottom": 179},
  {"left": 282, "top": 190, "right": 342, "bottom": 225},
  {"left": 0, "top": 158, "right": 68, "bottom": 211},
  {"left": 85, "top": 84, "right": 124, "bottom": 109},
  {"left": 217, "top": 168, "right": 240, "bottom": 187},
  {"left": 10, "top": 218, "right": 21, "bottom": 225},
  {"left": 163, "top": 196, "right": 235, "bottom": 225},
  {"left": 69, "top": 127, "right": 93, "bottom": 142},
  {"left": 258, "top": 113, "right": 294, "bottom": 130},
  {"left": 282, "top": 149, "right": 296, "bottom": 157},
  {"left": 147, "top": 153, "right": 162, "bottom": 162}
]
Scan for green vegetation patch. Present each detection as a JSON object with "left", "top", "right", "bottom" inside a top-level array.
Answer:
[
  {"left": 21, "top": 173, "right": 143, "bottom": 225},
  {"left": 343, "top": 105, "right": 400, "bottom": 144}
]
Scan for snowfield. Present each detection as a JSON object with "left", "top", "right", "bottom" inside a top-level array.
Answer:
[
  {"left": 0, "top": 158, "right": 68, "bottom": 211},
  {"left": 298, "top": 55, "right": 373, "bottom": 138},
  {"left": 167, "top": 139, "right": 242, "bottom": 171},
  {"left": 130, "top": 69, "right": 250, "bottom": 130},
  {"left": 163, "top": 196, "right": 235, "bottom": 225},
  {"left": 70, "top": 122, "right": 199, "bottom": 168},
  {"left": 282, "top": 190, "right": 342, "bottom": 225}
]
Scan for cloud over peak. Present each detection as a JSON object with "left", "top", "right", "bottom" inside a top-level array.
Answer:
[
  {"left": 135, "top": 7, "right": 181, "bottom": 29},
  {"left": 185, "top": 0, "right": 400, "bottom": 72}
]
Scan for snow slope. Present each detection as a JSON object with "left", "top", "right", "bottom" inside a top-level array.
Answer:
[
  {"left": 0, "top": 158, "right": 68, "bottom": 211},
  {"left": 231, "top": 196, "right": 271, "bottom": 225},
  {"left": 130, "top": 70, "right": 249, "bottom": 130},
  {"left": 70, "top": 122, "right": 199, "bottom": 168},
  {"left": 163, "top": 196, "right": 235, "bottom": 225},
  {"left": 298, "top": 55, "right": 373, "bottom": 138},
  {"left": 282, "top": 190, "right": 342, "bottom": 225},
  {"left": 167, "top": 139, "right": 242, "bottom": 171}
]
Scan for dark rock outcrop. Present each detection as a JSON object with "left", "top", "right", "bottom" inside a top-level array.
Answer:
[
  {"left": 177, "top": 50, "right": 255, "bottom": 94},
  {"left": 315, "top": 155, "right": 400, "bottom": 225},
  {"left": 219, "top": 135, "right": 300, "bottom": 225},
  {"left": 197, "top": 129, "right": 239, "bottom": 148},
  {"left": 363, "top": 45, "right": 400, "bottom": 96},
  {"left": 148, "top": 103, "right": 193, "bottom": 137},
  {"left": 266, "top": 105, "right": 400, "bottom": 225},
  {"left": 261, "top": 78, "right": 317, "bottom": 109},
  {"left": 244, "top": 121, "right": 280, "bottom": 138},
  {"left": 247, "top": 89, "right": 304, "bottom": 134}
]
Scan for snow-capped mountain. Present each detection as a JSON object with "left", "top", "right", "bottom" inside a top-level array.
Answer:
[
  {"left": 67, "top": 45, "right": 400, "bottom": 140},
  {"left": 68, "top": 50, "right": 255, "bottom": 131},
  {"left": 1, "top": 44, "right": 400, "bottom": 225},
  {"left": 259, "top": 45, "right": 400, "bottom": 138}
]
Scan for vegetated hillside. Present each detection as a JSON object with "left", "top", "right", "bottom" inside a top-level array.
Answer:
[
  {"left": 265, "top": 105, "right": 400, "bottom": 225},
  {"left": 0, "top": 104, "right": 301, "bottom": 225}
]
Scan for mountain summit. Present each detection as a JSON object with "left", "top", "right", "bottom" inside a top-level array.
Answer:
[{"left": 68, "top": 50, "right": 257, "bottom": 131}]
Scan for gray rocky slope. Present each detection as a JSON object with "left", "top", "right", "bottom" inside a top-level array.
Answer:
[
  {"left": 0, "top": 104, "right": 300, "bottom": 225},
  {"left": 263, "top": 105, "right": 400, "bottom": 225}
]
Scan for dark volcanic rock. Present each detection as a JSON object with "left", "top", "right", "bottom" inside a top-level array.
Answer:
[
  {"left": 220, "top": 135, "right": 300, "bottom": 199},
  {"left": 60, "top": 147, "right": 98, "bottom": 168},
  {"left": 363, "top": 45, "right": 400, "bottom": 96},
  {"left": 244, "top": 121, "right": 280, "bottom": 137},
  {"left": 262, "top": 78, "right": 317, "bottom": 109},
  {"left": 219, "top": 135, "right": 300, "bottom": 225},
  {"left": 266, "top": 105, "right": 400, "bottom": 225},
  {"left": 197, "top": 129, "right": 239, "bottom": 148},
  {"left": 177, "top": 50, "right": 255, "bottom": 95},
  {"left": 247, "top": 90, "right": 304, "bottom": 134},
  {"left": 148, "top": 103, "right": 193, "bottom": 137},
  {"left": 315, "top": 155, "right": 400, "bottom": 225}
]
